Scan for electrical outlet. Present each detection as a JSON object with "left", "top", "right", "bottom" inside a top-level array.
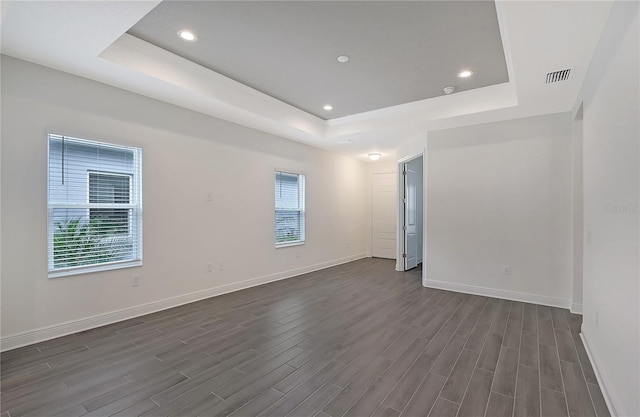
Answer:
[
  {"left": 296, "top": 251, "right": 300, "bottom": 258},
  {"left": 346, "top": 240, "right": 351, "bottom": 248},
  {"left": 206, "top": 192, "right": 213, "bottom": 202},
  {"left": 503, "top": 265, "right": 512, "bottom": 275},
  {"left": 206, "top": 263, "right": 213, "bottom": 273},
  {"left": 218, "top": 262, "right": 225, "bottom": 271},
  {"left": 131, "top": 275, "right": 141, "bottom": 287}
]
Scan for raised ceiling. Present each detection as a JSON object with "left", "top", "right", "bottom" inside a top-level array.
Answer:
[
  {"left": 127, "top": 1, "right": 509, "bottom": 119},
  {"left": 1, "top": 1, "right": 614, "bottom": 161}
]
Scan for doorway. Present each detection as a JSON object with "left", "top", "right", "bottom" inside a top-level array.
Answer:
[{"left": 399, "top": 155, "right": 424, "bottom": 271}]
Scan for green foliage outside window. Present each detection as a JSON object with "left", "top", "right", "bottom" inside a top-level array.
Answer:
[{"left": 53, "top": 218, "right": 130, "bottom": 268}]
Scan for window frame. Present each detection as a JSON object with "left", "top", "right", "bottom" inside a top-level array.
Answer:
[
  {"left": 47, "top": 134, "right": 143, "bottom": 278},
  {"left": 275, "top": 170, "right": 306, "bottom": 248}
]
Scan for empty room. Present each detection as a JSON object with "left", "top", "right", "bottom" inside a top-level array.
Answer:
[{"left": 0, "top": 1, "right": 638, "bottom": 417}]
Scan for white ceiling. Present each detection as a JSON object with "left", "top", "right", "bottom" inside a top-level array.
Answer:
[
  {"left": 128, "top": 1, "right": 509, "bottom": 119},
  {"left": 0, "top": 1, "right": 613, "bottom": 162}
]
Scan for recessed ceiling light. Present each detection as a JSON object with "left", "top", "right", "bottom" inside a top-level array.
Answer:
[
  {"left": 458, "top": 70, "right": 473, "bottom": 78},
  {"left": 178, "top": 30, "right": 197, "bottom": 41},
  {"left": 368, "top": 153, "right": 382, "bottom": 161},
  {"left": 337, "top": 55, "right": 350, "bottom": 63},
  {"left": 323, "top": 105, "right": 333, "bottom": 111}
]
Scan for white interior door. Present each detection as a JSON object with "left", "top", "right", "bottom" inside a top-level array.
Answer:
[
  {"left": 372, "top": 172, "right": 396, "bottom": 259},
  {"left": 404, "top": 164, "right": 418, "bottom": 270}
]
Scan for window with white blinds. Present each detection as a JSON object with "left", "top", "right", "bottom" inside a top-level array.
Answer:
[
  {"left": 47, "top": 134, "right": 143, "bottom": 277},
  {"left": 275, "top": 171, "right": 305, "bottom": 246}
]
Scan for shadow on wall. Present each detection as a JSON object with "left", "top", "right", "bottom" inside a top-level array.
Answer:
[{"left": 428, "top": 113, "right": 573, "bottom": 150}]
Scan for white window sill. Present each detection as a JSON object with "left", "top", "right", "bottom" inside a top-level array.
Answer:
[
  {"left": 49, "top": 260, "right": 142, "bottom": 278},
  {"left": 275, "top": 241, "right": 305, "bottom": 249}
]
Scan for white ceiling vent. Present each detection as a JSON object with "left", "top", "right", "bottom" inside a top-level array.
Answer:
[{"left": 546, "top": 68, "right": 571, "bottom": 84}]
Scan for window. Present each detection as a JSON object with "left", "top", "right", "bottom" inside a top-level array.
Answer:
[
  {"left": 48, "top": 134, "right": 142, "bottom": 277},
  {"left": 88, "top": 172, "right": 132, "bottom": 236},
  {"left": 275, "top": 171, "right": 305, "bottom": 246}
]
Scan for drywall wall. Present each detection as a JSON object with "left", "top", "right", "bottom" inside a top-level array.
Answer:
[
  {"left": 406, "top": 113, "right": 574, "bottom": 307},
  {"left": 572, "top": 112, "right": 584, "bottom": 313},
  {"left": 578, "top": 2, "right": 639, "bottom": 415},
  {"left": 397, "top": 133, "right": 427, "bottom": 164},
  {"left": 0, "top": 56, "right": 369, "bottom": 349}
]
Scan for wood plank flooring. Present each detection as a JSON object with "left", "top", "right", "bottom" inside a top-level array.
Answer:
[{"left": 1, "top": 258, "right": 608, "bottom": 417}]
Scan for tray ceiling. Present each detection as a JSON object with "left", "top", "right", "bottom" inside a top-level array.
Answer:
[{"left": 128, "top": 1, "right": 509, "bottom": 119}]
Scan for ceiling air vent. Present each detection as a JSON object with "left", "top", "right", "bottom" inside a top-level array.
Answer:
[{"left": 546, "top": 69, "right": 571, "bottom": 84}]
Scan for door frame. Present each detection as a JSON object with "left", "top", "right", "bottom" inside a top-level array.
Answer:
[
  {"left": 396, "top": 150, "right": 427, "bottom": 284},
  {"left": 403, "top": 162, "right": 419, "bottom": 270}
]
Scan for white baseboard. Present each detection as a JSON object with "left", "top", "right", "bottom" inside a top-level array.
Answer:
[
  {"left": 580, "top": 330, "right": 619, "bottom": 417},
  {"left": 570, "top": 302, "right": 583, "bottom": 314},
  {"left": 423, "top": 279, "right": 571, "bottom": 309},
  {"left": 1, "top": 253, "right": 367, "bottom": 352}
]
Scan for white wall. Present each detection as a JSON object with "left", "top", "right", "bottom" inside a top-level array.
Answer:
[
  {"left": 397, "top": 133, "right": 427, "bottom": 164},
  {"left": 578, "top": 2, "right": 639, "bottom": 415},
  {"left": 415, "top": 113, "right": 574, "bottom": 307},
  {"left": 572, "top": 111, "right": 584, "bottom": 313},
  {"left": 0, "top": 56, "right": 369, "bottom": 349}
]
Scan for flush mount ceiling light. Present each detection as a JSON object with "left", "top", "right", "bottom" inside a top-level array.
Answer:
[
  {"left": 177, "top": 30, "right": 197, "bottom": 41},
  {"left": 337, "top": 55, "right": 350, "bottom": 63},
  {"left": 323, "top": 105, "right": 333, "bottom": 111},
  {"left": 368, "top": 153, "right": 382, "bottom": 161},
  {"left": 458, "top": 70, "right": 473, "bottom": 78}
]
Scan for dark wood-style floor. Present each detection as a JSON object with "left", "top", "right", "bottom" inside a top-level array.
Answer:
[{"left": 1, "top": 258, "right": 609, "bottom": 417}]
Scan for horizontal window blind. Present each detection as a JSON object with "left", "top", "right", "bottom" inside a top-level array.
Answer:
[
  {"left": 275, "top": 171, "right": 305, "bottom": 245},
  {"left": 48, "top": 134, "right": 143, "bottom": 275}
]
